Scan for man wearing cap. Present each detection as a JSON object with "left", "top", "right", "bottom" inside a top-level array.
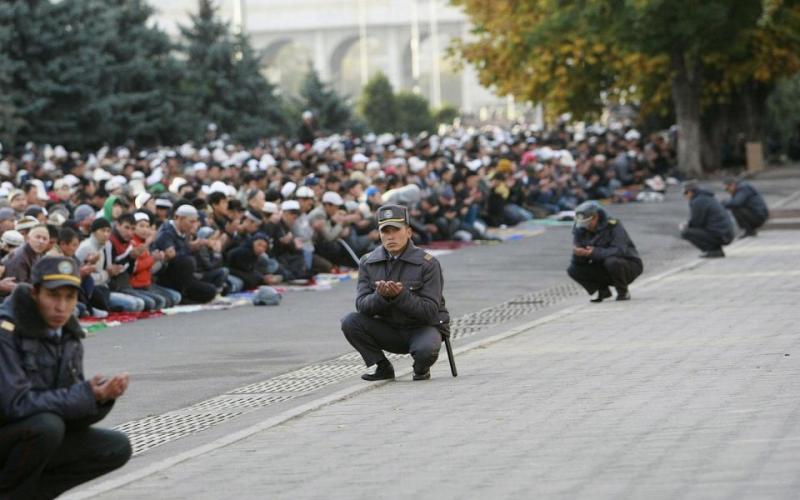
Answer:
[
  {"left": 0, "top": 207, "right": 16, "bottom": 234},
  {"left": 0, "top": 256, "right": 131, "bottom": 498},
  {"left": 2, "top": 224, "right": 50, "bottom": 285},
  {"left": 680, "top": 181, "right": 735, "bottom": 258},
  {"left": 309, "top": 191, "right": 356, "bottom": 266},
  {"left": 71, "top": 204, "right": 96, "bottom": 239},
  {"left": 722, "top": 177, "right": 769, "bottom": 237},
  {"left": 341, "top": 204, "right": 450, "bottom": 381},
  {"left": 568, "top": 201, "right": 643, "bottom": 302},
  {"left": 153, "top": 204, "right": 217, "bottom": 303},
  {"left": 263, "top": 200, "right": 313, "bottom": 280}
]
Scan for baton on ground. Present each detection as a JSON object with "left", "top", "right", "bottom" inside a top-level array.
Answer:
[{"left": 443, "top": 335, "right": 457, "bottom": 377}]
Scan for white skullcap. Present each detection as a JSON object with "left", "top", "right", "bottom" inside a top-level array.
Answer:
[
  {"left": 174, "top": 204, "right": 198, "bottom": 218},
  {"left": 135, "top": 192, "right": 152, "bottom": 209},
  {"left": 321, "top": 191, "right": 343, "bottom": 206},
  {"left": 280, "top": 200, "right": 300, "bottom": 211},
  {"left": 295, "top": 186, "right": 315, "bottom": 199},
  {"left": 169, "top": 177, "right": 188, "bottom": 194},
  {"left": 280, "top": 182, "right": 297, "bottom": 199}
]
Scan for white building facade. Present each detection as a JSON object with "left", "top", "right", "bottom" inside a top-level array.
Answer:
[{"left": 155, "top": 0, "right": 505, "bottom": 113}]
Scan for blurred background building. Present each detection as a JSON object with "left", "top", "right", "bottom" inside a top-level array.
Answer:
[{"left": 155, "top": 0, "right": 508, "bottom": 116}]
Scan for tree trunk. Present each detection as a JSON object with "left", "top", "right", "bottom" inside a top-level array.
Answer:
[
  {"left": 670, "top": 51, "right": 703, "bottom": 177},
  {"left": 741, "top": 81, "right": 770, "bottom": 142},
  {"left": 701, "top": 106, "right": 728, "bottom": 171}
]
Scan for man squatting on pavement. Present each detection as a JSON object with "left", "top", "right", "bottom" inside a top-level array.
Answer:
[
  {"left": 568, "top": 201, "right": 643, "bottom": 302},
  {"left": 722, "top": 176, "right": 769, "bottom": 238},
  {"left": 0, "top": 256, "right": 132, "bottom": 500},
  {"left": 680, "top": 181, "right": 736, "bottom": 258},
  {"left": 341, "top": 204, "right": 450, "bottom": 381}
]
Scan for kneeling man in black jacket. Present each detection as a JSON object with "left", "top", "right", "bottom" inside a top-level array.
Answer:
[
  {"left": 0, "top": 256, "right": 131, "bottom": 499},
  {"left": 568, "top": 201, "right": 644, "bottom": 302}
]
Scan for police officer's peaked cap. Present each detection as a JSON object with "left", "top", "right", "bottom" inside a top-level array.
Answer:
[
  {"left": 682, "top": 180, "right": 700, "bottom": 194},
  {"left": 31, "top": 256, "right": 81, "bottom": 290},
  {"left": 377, "top": 204, "right": 409, "bottom": 229},
  {"left": 574, "top": 201, "right": 601, "bottom": 229}
]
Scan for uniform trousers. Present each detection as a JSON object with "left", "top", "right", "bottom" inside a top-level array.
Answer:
[
  {"left": 730, "top": 207, "right": 766, "bottom": 233},
  {"left": 0, "top": 412, "right": 131, "bottom": 500},
  {"left": 567, "top": 257, "right": 643, "bottom": 294},
  {"left": 341, "top": 312, "right": 441, "bottom": 372},
  {"left": 680, "top": 227, "right": 727, "bottom": 252}
]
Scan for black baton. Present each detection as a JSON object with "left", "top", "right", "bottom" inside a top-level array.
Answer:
[{"left": 444, "top": 336, "right": 457, "bottom": 377}]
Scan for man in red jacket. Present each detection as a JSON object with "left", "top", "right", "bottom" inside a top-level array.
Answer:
[{"left": 129, "top": 212, "right": 181, "bottom": 308}]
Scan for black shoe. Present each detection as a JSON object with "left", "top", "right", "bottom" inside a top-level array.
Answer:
[
  {"left": 740, "top": 229, "right": 757, "bottom": 238},
  {"left": 412, "top": 371, "right": 431, "bottom": 381},
  {"left": 590, "top": 288, "right": 612, "bottom": 303},
  {"left": 361, "top": 360, "right": 395, "bottom": 381},
  {"left": 616, "top": 288, "right": 631, "bottom": 301},
  {"left": 700, "top": 249, "right": 725, "bottom": 258}
]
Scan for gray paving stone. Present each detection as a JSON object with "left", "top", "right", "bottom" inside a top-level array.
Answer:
[{"left": 84, "top": 230, "right": 800, "bottom": 500}]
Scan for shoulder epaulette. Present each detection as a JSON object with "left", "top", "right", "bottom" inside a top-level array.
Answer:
[
  {"left": 424, "top": 253, "right": 434, "bottom": 261},
  {"left": 0, "top": 320, "right": 15, "bottom": 334},
  {"left": 608, "top": 219, "right": 618, "bottom": 225}
]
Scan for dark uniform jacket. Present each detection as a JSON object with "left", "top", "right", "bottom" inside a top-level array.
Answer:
[
  {"left": 0, "top": 284, "right": 111, "bottom": 427},
  {"left": 356, "top": 242, "right": 450, "bottom": 337},
  {"left": 573, "top": 210, "right": 642, "bottom": 266},
  {"left": 154, "top": 221, "right": 192, "bottom": 258},
  {"left": 723, "top": 181, "right": 769, "bottom": 221},
  {"left": 688, "top": 189, "right": 735, "bottom": 243}
]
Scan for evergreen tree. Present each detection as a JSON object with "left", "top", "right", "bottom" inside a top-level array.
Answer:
[
  {"left": 95, "top": 0, "right": 189, "bottom": 146},
  {"left": 358, "top": 72, "right": 397, "bottom": 134},
  {"left": 1, "top": 0, "right": 111, "bottom": 149},
  {"left": 395, "top": 92, "right": 434, "bottom": 134},
  {"left": 179, "top": 0, "right": 287, "bottom": 144},
  {"left": 299, "top": 67, "right": 353, "bottom": 134},
  {"left": 0, "top": 3, "right": 23, "bottom": 149},
  {"left": 0, "top": 0, "right": 187, "bottom": 149}
]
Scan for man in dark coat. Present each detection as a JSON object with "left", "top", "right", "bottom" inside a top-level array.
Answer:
[
  {"left": 0, "top": 256, "right": 131, "bottom": 499},
  {"left": 723, "top": 177, "right": 769, "bottom": 237},
  {"left": 680, "top": 181, "right": 735, "bottom": 258},
  {"left": 153, "top": 204, "right": 217, "bottom": 303},
  {"left": 341, "top": 204, "right": 450, "bottom": 381},
  {"left": 567, "top": 201, "right": 643, "bottom": 302}
]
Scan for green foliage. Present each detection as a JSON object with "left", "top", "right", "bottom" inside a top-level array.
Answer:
[
  {"left": 358, "top": 72, "right": 397, "bottom": 134},
  {"left": 0, "top": 0, "right": 191, "bottom": 150},
  {"left": 453, "top": 0, "right": 800, "bottom": 170},
  {"left": 434, "top": 104, "right": 459, "bottom": 125},
  {"left": 395, "top": 92, "right": 434, "bottom": 134},
  {"left": 0, "top": 0, "right": 290, "bottom": 150},
  {"left": 767, "top": 74, "right": 800, "bottom": 153},
  {"left": 179, "top": 0, "right": 287, "bottom": 144},
  {"left": 298, "top": 67, "right": 353, "bottom": 134}
]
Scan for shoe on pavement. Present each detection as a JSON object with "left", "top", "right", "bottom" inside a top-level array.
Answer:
[
  {"left": 361, "top": 360, "right": 395, "bottom": 381},
  {"left": 739, "top": 229, "right": 757, "bottom": 238},
  {"left": 590, "top": 288, "right": 612, "bottom": 303},
  {"left": 412, "top": 370, "right": 431, "bottom": 381},
  {"left": 616, "top": 288, "right": 631, "bottom": 301},
  {"left": 700, "top": 249, "right": 725, "bottom": 258}
]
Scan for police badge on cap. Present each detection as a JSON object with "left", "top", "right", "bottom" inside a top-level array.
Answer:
[
  {"left": 377, "top": 204, "right": 409, "bottom": 229},
  {"left": 31, "top": 256, "right": 82, "bottom": 289}
]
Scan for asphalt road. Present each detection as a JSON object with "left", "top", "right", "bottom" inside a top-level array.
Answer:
[{"left": 84, "top": 171, "right": 799, "bottom": 429}]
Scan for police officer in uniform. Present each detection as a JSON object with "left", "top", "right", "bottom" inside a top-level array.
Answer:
[
  {"left": 341, "top": 204, "right": 450, "bottom": 381},
  {"left": 680, "top": 181, "right": 735, "bottom": 258},
  {"left": 722, "top": 176, "right": 769, "bottom": 237},
  {"left": 0, "top": 256, "right": 132, "bottom": 499},
  {"left": 567, "top": 201, "right": 643, "bottom": 302}
]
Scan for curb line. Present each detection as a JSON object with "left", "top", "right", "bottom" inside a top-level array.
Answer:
[{"left": 65, "top": 186, "right": 799, "bottom": 499}]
